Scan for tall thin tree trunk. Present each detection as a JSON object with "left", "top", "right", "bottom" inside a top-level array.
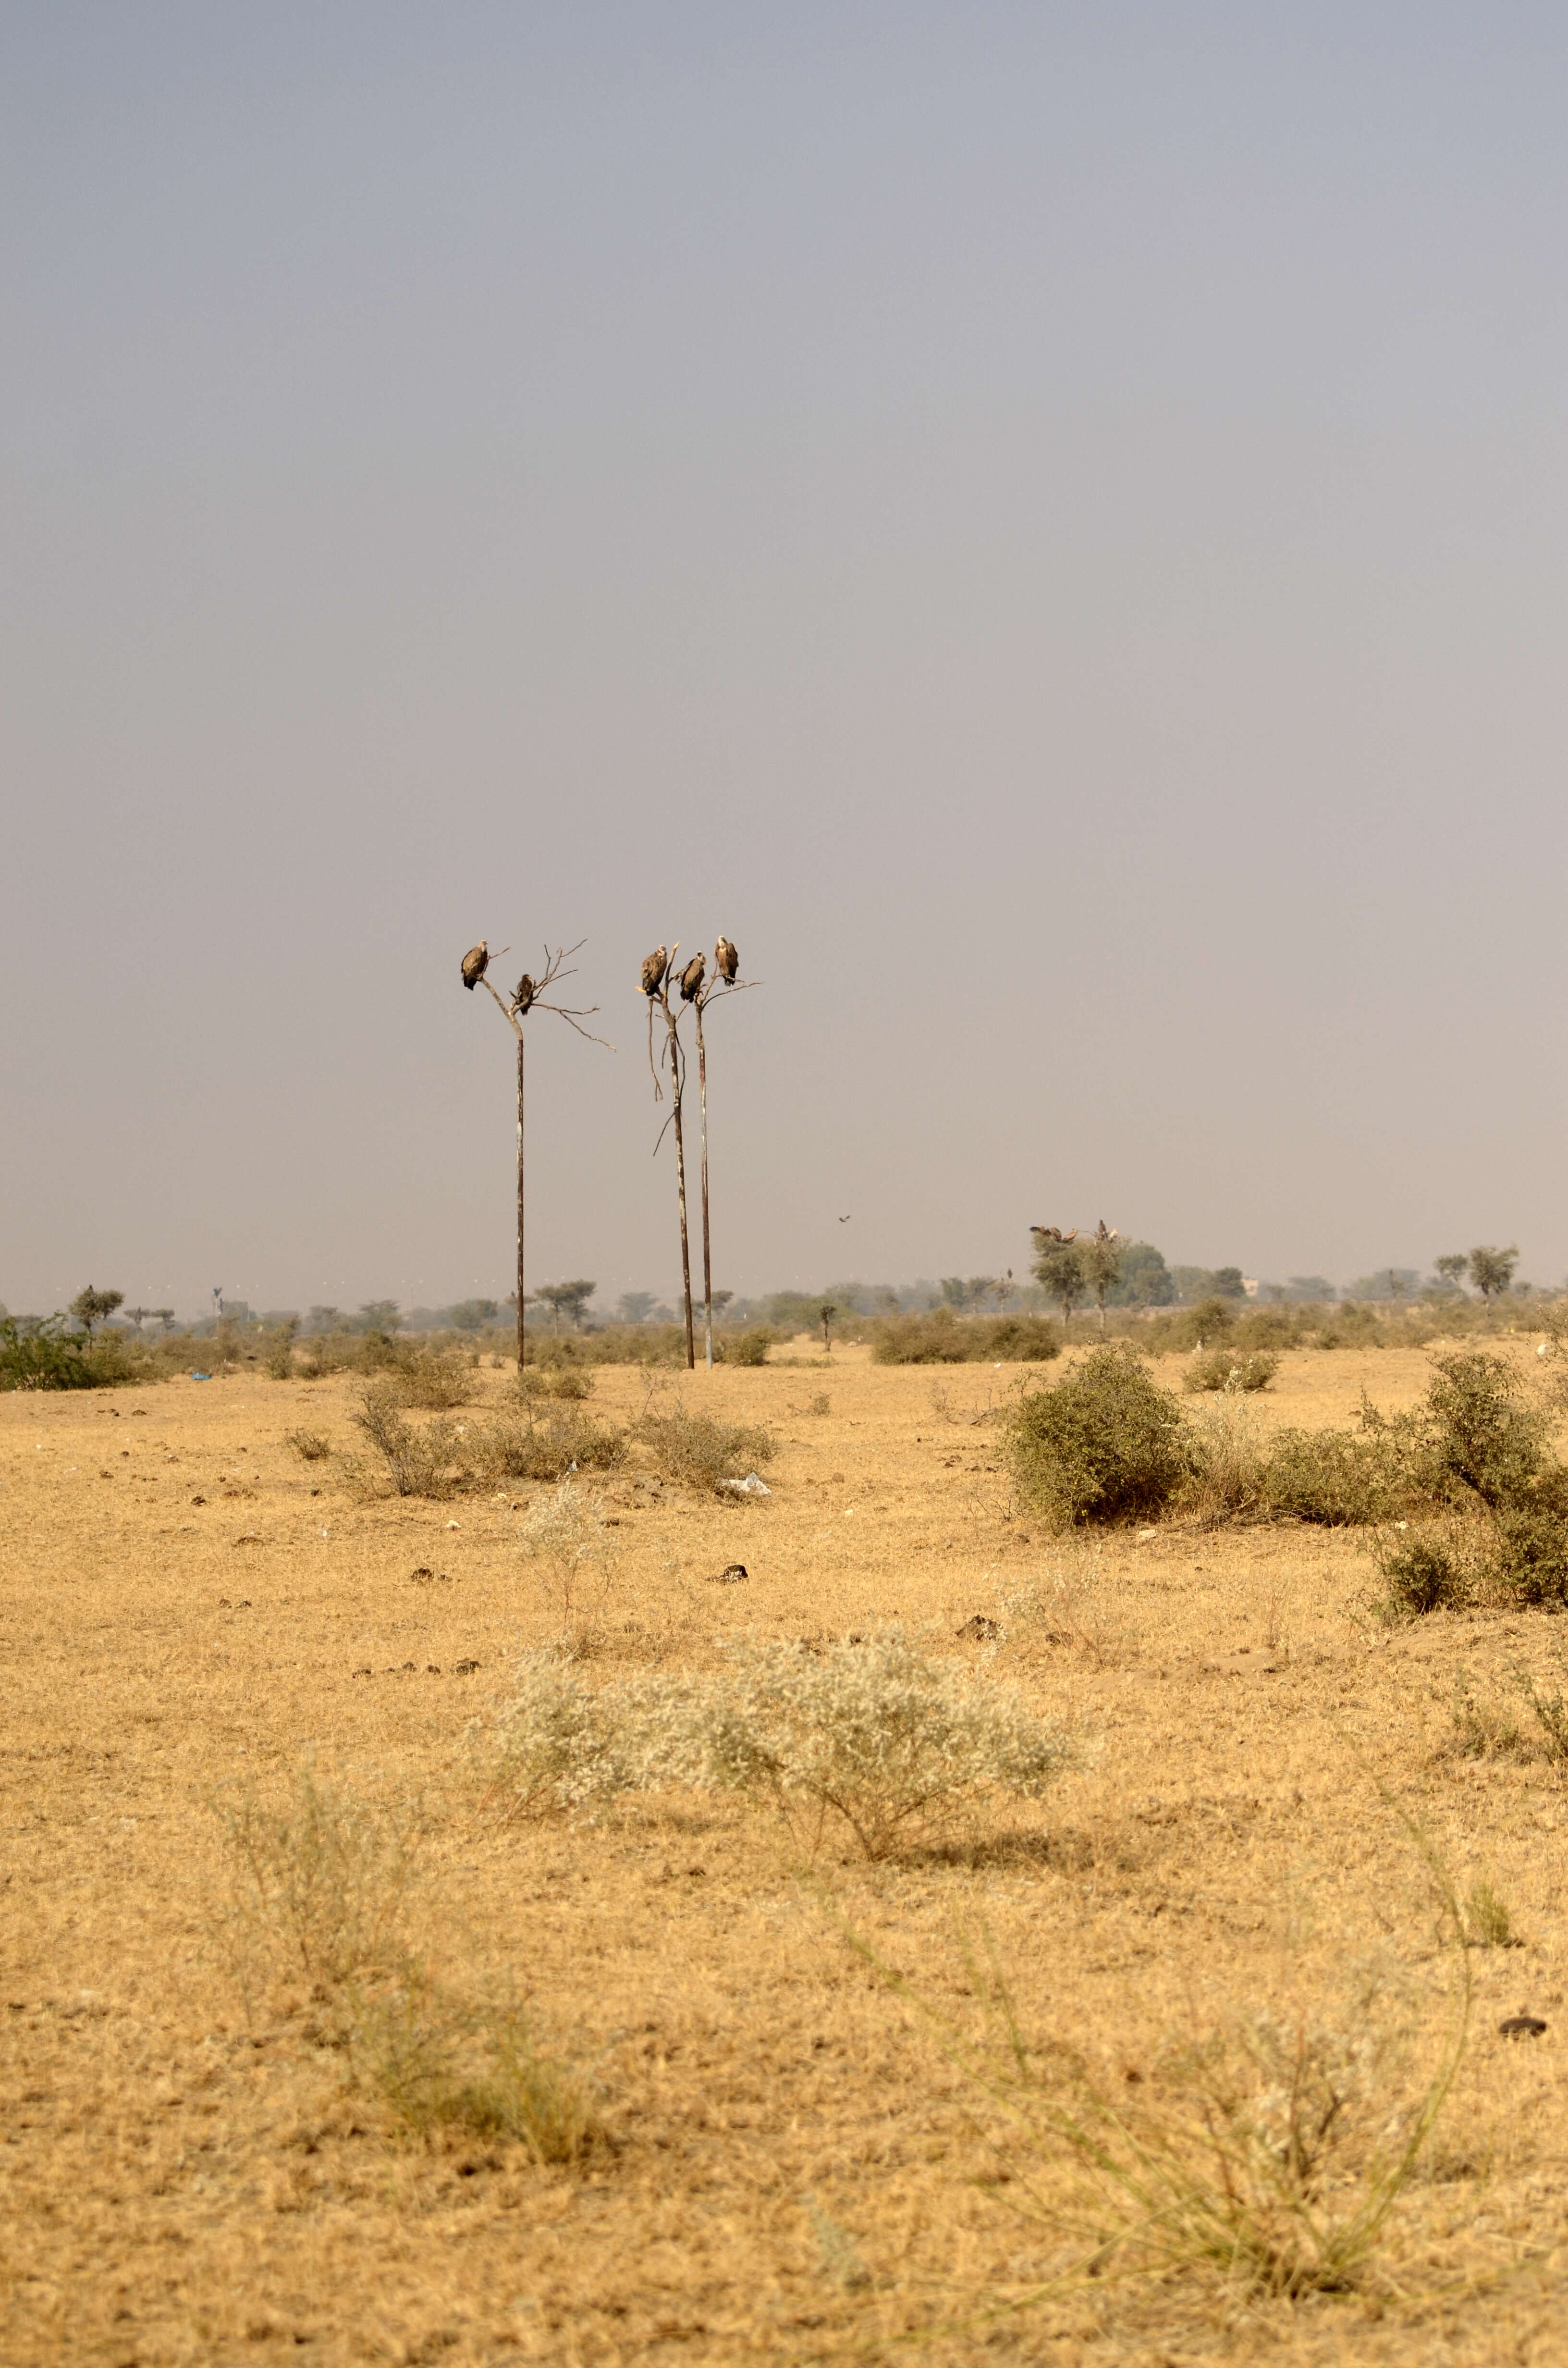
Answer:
[
  {"left": 695, "top": 998, "right": 713, "bottom": 1370},
  {"left": 670, "top": 1029, "right": 696, "bottom": 1370},
  {"left": 515, "top": 1024, "right": 526, "bottom": 1369}
]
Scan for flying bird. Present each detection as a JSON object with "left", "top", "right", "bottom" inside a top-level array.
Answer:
[
  {"left": 715, "top": 935, "right": 739, "bottom": 982},
  {"left": 839, "top": 1214, "right": 852, "bottom": 1223},
  {"left": 511, "top": 973, "right": 536, "bottom": 1017},
  {"left": 461, "top": 941, "right": 489, "bottom": 990},
  {"left": 679, "top": 951, "right": 706, "bottom": 1001},
  {"left": 1030, "top": 1225, "right": 1078, "bottom": 1245},
  {"left": 641, "top": 945, "right": 669, "bottom": 997}
]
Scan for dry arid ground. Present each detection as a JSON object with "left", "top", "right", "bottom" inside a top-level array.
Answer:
[{"left": 7, "top": 1342, "right": 1568, "bottom": 2365}]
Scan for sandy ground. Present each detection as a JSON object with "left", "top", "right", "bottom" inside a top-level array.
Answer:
[{"left": 5, "top": 1342, "right": 1568, "bottom": 2365}]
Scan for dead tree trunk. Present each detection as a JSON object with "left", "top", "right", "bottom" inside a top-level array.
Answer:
[
  {"left": 514, "top": 1025, "right": 526, "bottom": 1369},
  {"left": 695, "top": 995, "right": 713, "bottom": 1370},
  {"left": 668, "top": 1015, "right": 696, "bottom": 1369}
]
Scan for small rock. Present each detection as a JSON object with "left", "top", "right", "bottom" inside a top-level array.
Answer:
[
  {"left": 453, "top": 1658, "right": 480, "bottom": 1675},
  {"left": 1500, "top": 2015, "right": 1547, "bottom": 2039},
  {"left": 717, "top": 1472, "right": 772, "bottom": 1497},
  {"left": 709, "top": 1563, "right": 749, "bottom": 1584}
]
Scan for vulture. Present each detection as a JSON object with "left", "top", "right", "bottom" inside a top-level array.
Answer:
[
  {"left": 1030, "top": 1224, "right": 1078, "bottom": 1245},
  {"left": 715, "top": 935, "right": 739, "bottom": 983},
  {"left": 641, "top": 945, "right": 670, "bottom": 997},
  {"left": 1095, "top": 1219, "right": 1120, "bottom": 1245},
  {"left": 679, "top": 952, "right": 706, "bottom": 1002},
  {"left": 461, "top": 941, "right": 489, "bottom": 990},
  {"left": 511, "top": 973, "right": 537, "bottom": 1017}
]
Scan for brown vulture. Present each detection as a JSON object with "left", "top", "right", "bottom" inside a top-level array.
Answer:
[
  {"left": 511, "top": 973, "right": 536, "bottom": 1017},
  {"left": 461, "top": 941, "right": 489, "bottom": 990},
  {"left": 1095, "top": 1219, "right": 1120, "bottom": 1244},
  {"left": 679, "top": 951, "right": 706, "bottom": 1001},
  {"left": 1030, "top": 1224, "right": 1078, "bottom": 1245},
  {"left": 641, "top": 945, "right": 669, "bottom": 997},
  {"left": 715, "top": 935, "right": 739, "bottom": 982}
]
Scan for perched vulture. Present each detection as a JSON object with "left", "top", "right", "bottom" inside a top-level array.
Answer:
[
  {"left": 641, "top": 945, "right": 669, "bottom": 997},
  {"left": 461, "top": 941, "right": 489, "bottom": 990},
  {"left": 715, "top": 935, "right": 739, "bottom": 983},
  {"left": 1030, "top": 1224, "right": 1078, "bottom": 1245},
  {"left": 511, "top": 973, "right": 536, "bottom": 1017},
  {"left": 1095, "top": 1219, "right": 1120, "bottom": 1244},
  {"left": 679, "top": 952, "right": 706, "bottom": 1002}
]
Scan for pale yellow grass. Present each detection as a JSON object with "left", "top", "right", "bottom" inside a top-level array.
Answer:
[{"left": 3, "top": 1345, "right": 1568, "bottom": 2363}]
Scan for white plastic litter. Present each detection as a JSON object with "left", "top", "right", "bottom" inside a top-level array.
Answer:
[{"left": 717, "top": 1472, "right": 772, "bottom": 1497}]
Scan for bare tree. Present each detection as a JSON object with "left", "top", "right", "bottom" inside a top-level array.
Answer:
[
  {"left": 465, "top": 940, "right": 611, "bottom": 1369},
  {"left": 689, "top": 940, "right": 757, "bottom": 1370},
  {"left": 644, "top": 945, "right": 698, "bottom": 1368}
]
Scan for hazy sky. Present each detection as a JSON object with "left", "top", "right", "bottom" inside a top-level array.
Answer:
[{"left": 5, "top": 3, "right": 1567, "bottom": 1317}]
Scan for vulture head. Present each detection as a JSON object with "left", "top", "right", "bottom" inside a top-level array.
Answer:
[{"left": 461, "top": 940, "right": 489, "bottom": 990}]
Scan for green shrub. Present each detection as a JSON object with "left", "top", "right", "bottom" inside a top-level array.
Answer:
[
  {"left": 1485, "top": 1507, "right": 1568, "bottom": 1608},
  {"left": 1257, "top": 1427, "right": 1400, "bottom": 1525},
  {"left": 1185, "top": 1348, "right": 1280, "bottom": 1394},
  {"left": 728, "top": 1328, "right": 773, "bottom": 1367},
  {"left": 870, "top": 1309, "right": 1062, "bottom": 1365},
  {"left": 633, "top": 1402, "right": 775, "bottom": 1492},
  {"left": 0, "top": 1315, "right": 146, "bottom": 1392},
  {"left": 1413, "top": 1352, "right": 1556, "bottom": 1510},
  {"left": 1003, "top": 1346, "right": 1191, "bottom": 1528},
  {"left": 1370, "top": 1529, "right": 1469, "bottom": 1621}
]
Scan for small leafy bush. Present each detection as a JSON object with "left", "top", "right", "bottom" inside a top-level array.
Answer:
[
  {"left": 1185, "top": 1348, "right": 1279, "bottom": 1394},
  {"left": 728, "top": 1328, "right": 773, "bottom": 1367},
  {"left": 633, "top": 1402, "right": 775, "bottom": 1493},
  {"left": 1003, "top": 1347, "right": 1191, "bottom": 1528},
  {"left": 1485, "top": 1507, "right": 1568, "bottom": 1607},
  {"left": 350, "top": 1385, "right": 461, "bottom": 1499},
  {"left": 547, "top": 1366, "right": 595, "bottom": 1401},
  {"left": 1413, "top": 1352, "right": 1556, "bottom": 1510},
  {"left": 870, "top": 1309, "right": 1062, "bottom": 1365},
  {"left": 1256, "top": 1427, "right": 1399, "bottom": 1525},
  {"left": 395, "top": 1351, "right": 473, "bottom": 1410},
  {"left": 284, "top": 1427, "right": 332, "bottom": 1462},
  {"left": 476, "top": 1408, "right": 627, "bottom": 1483},
  {"left": 1369, "top": 1529, "right": 1469, "bottom": 1621}
]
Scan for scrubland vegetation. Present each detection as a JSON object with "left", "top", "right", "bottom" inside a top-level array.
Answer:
[{"left": 9, "top": 1330, "right": 1568, "bottom": 2361}]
